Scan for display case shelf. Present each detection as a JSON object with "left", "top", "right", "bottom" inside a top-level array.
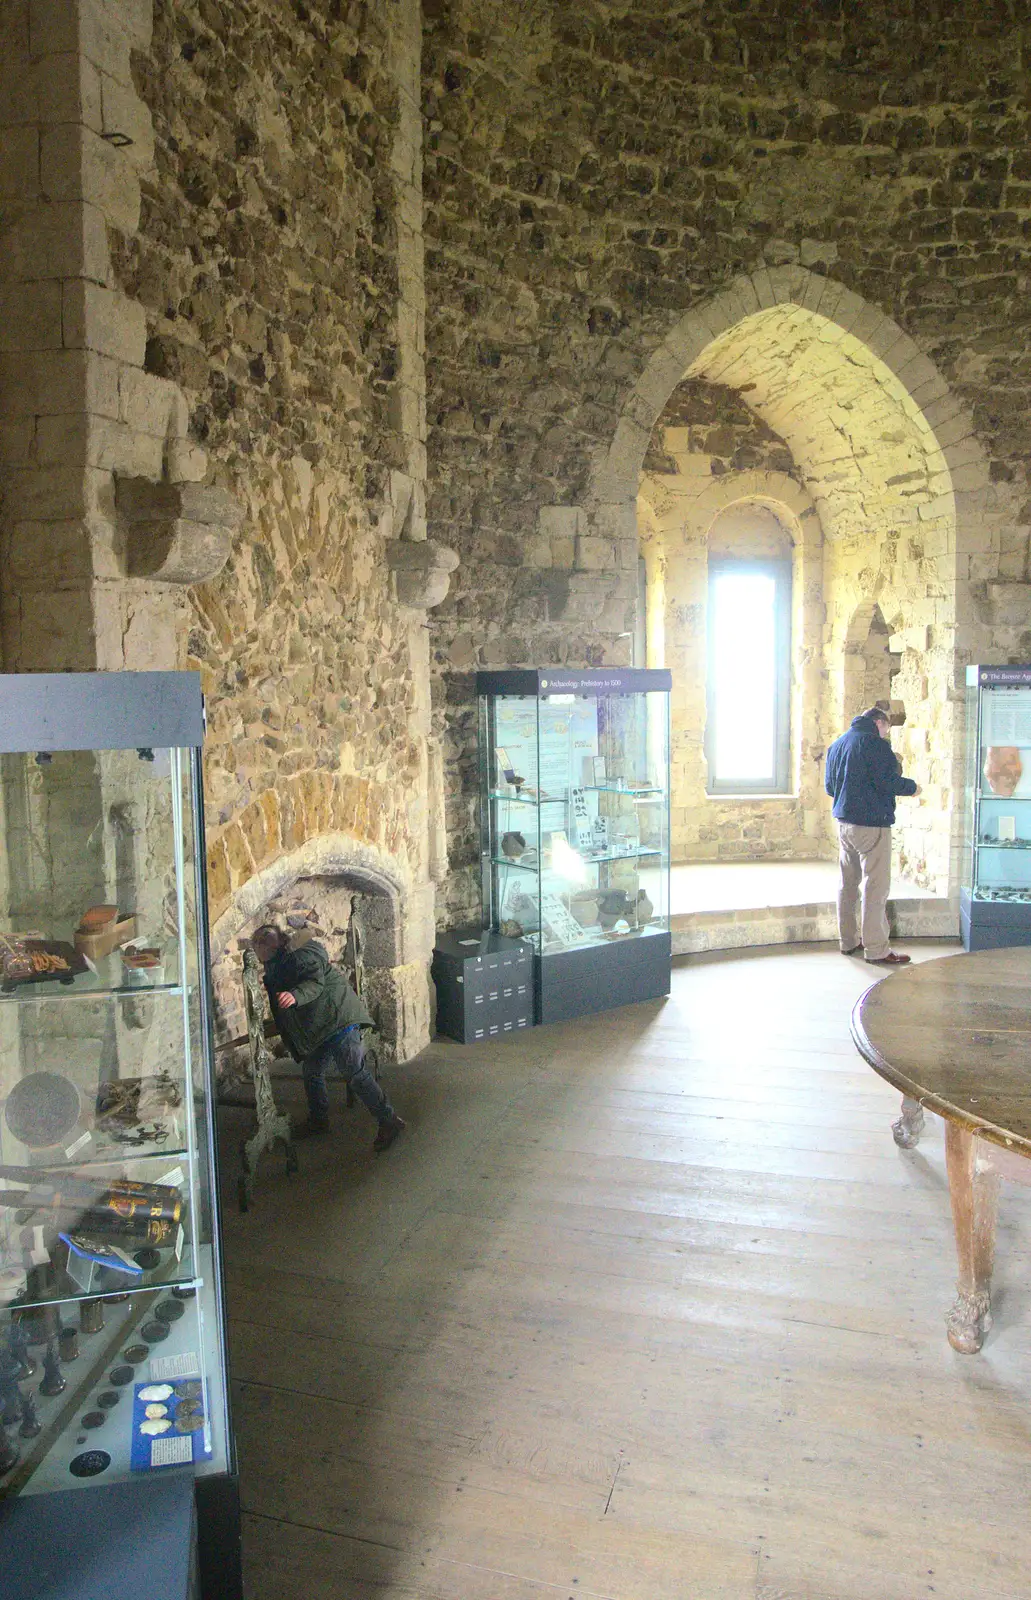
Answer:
[
  {"left": 476, "top": 667, "right": 672, "bottom": 1026},
  {"left": 0, "top": 981, "right": 185, "bottom": 1004}
]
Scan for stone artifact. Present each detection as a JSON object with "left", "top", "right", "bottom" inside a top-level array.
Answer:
[
  {"left": 39, "top": 1339, "right": 66, "bottom": 1397},
  {"left": 598, "top": 889, "right": 630, "bottom": 931},
  {"left": 1, "top": 1369, "right": 21, "bottom": 1425},
  {"left": 569, "top": 896, "right": 599, "bottom": 928},
  {"left": 18, "top": 1389, "right": 41, "bottom": 1438},
  {"left": 58, "top": 1326, "right": 79, "bottom": 1362},
  {"left": 500, "top": 831, "right": 526, "bottom": 859},
  {"left": 983, "top": 746, "right": 1023, "bottom": 797},
  {"left": 68, "top": 1450, "right": 110, "bottom": 1477},
  {"left": 3, "top": 1071, "right": 81, "bottom": 1147},
  {"left": 7, "top": 1321, "right": 36, "bottom": 1380},
  {"left": 636, "top": 890, "right": 655, "bottom": 926},
  {"left": 499, "top": 919, "right": 523, "bottom": 938}
]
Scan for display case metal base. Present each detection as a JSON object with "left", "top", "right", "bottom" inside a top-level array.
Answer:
[
  {"left": 536, "top": 931, "right": 671, "bottom": 1026},
  {"left": 960, "top": 887, "right": 1031, "bottom": 951}
]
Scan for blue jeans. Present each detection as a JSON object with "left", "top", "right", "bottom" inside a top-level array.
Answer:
[{"left": 302, "top": 1027, "right": 394, "bottom": 1127}]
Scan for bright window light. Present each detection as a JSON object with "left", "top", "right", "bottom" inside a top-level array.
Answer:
[{"left": 709, "top": 568, "right": 781, "bottom": 786}]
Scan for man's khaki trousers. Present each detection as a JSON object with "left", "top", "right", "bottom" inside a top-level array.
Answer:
[{"left": 836, "top": 822, "right": 892, "bottom": 961}]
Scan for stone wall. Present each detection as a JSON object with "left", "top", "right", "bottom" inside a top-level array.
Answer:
[
  {"left": 0, "top": 0, "right": 448, "bottom": 1058},
  {"left": 110, "top": 0, "right": 441, "bottom": 1053},
  {"left": 424, "top": 1, "right": 1031, "bottom": 918}
]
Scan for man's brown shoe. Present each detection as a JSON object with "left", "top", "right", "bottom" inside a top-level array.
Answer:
[
  {"left": 373, "top": 1114, "right": 405, "bottom": 1153},
  {"left": 866, "top": 951, "right": 911, "bottom": 965}
]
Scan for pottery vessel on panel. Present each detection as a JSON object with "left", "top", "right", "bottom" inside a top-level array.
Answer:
[{"left": 983, "top": 746, "right": 1023, "bottom": 797}]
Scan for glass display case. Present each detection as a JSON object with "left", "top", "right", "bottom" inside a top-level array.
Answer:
[
  {"left": 962, "top": 664, "right": 1031, "bottom": 950},
  {"left": 476, "top": 668, "right": 672, "bottom": 1024},
  {"left": 0, "top": 674, "right": 238, "bottom": 1595}
]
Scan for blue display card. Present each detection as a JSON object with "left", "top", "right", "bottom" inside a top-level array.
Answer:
[{"left": 129, "top": 1376, "right": 212, "bottom": 1471}]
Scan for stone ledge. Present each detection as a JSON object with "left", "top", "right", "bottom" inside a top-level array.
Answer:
[
  {"left": 671, "top": 896, "right": 958, "bottom": 956},
  {"left": 116, "top": 476, "right": 244, "bottom": 583},
  {"left": 386, "top": 537, "right": 459, "bottom": 608}
]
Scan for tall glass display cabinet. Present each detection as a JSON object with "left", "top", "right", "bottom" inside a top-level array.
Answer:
[
  {"left": 477, "top": 668, "right": 672, "bottom": 1025},
  {"left": 962, "top": 664, "right": 1031, "bottom": 951},
  {"left": 0, "top": 674, "right": 239, "bottom": 1599}
]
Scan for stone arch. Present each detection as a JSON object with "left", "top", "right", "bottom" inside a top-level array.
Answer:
[
  {"left": 590, "top": 267, "right": 999, "bottom": 900},
  {"left": 589, "top": 267, "right": 990, "bottom": 532},
  {"left": 208, "top": 832, "right": 430, "bottom": 1061}
]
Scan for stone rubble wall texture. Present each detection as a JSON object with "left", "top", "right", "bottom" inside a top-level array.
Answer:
[
  {"left": 8, "top": 0, "right": 1031, "bottom": 999},
  {"left": 423, "top": 0, "right": 1031, "bottom": 920},
  {"left": 112, "top": 0, "right": 436, "bottom": 1055},
  {"left": 0, "top": 0, "right": 438, "bottom": 1058}
]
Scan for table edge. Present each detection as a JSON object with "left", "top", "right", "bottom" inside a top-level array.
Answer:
[{"left": 850, "top": 982, "right": 1031, "bottom": 1159}]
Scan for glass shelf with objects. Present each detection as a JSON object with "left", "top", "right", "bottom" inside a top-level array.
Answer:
[
  {"left": 477, "top": 668, "right": 672, "bottom": 1026},
  {"left": 0, "top": 674, "right": 238, "bottom": 1597},
  {"left": 962, "top": 665, "right": 1031, "bottom": 949}
]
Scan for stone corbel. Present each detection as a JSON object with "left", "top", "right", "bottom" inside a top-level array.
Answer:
[
  {"left": 386, "top": 538, "right": 459, "bottom": 609},
  {"left": 116, "top": 478, "right": 245, "bottom": 585}
]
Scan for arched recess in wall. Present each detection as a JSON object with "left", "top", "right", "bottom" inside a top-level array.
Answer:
[
  {"left": 843, "top": 601, "right": 901, "bottom": 725},
  {"left": 590, "top": 269, "right": 994, "bottom": 896},
  {"left": 638, "top": 468, "right": 823, "bottom": 864}
]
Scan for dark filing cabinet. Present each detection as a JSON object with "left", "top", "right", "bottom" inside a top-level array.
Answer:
[{"left": 432, "top": 928, "right": 535, "bottom": 1043}]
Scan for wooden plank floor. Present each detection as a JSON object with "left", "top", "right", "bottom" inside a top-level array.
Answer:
[{"left": 216, "top": 942, "right": 1031, "bottom": 1600}]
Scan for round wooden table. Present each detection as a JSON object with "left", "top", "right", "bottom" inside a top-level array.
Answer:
[{"left": 851, "top": 947, "right": 1031, "bottom": 1353}]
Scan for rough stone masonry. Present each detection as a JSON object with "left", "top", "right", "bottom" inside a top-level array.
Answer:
[{"left": 3, "top": 0, "right": 1031, "bottom": 1040}]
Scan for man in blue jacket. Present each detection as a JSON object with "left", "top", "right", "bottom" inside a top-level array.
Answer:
[{"left": 824, "top": 706, "right": 921, "bottom": 965}]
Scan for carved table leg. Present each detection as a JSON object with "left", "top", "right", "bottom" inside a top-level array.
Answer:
[
  {"left": 892, "top": 1095, "right": 926, "bottom": 1148},
  {"left": 944, "top": 1123, "right": 1000, "bottom": 1354}
]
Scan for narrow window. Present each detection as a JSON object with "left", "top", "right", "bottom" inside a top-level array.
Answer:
[{"left": 706, "top": 558, "right": 791, "bottom": 793}]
